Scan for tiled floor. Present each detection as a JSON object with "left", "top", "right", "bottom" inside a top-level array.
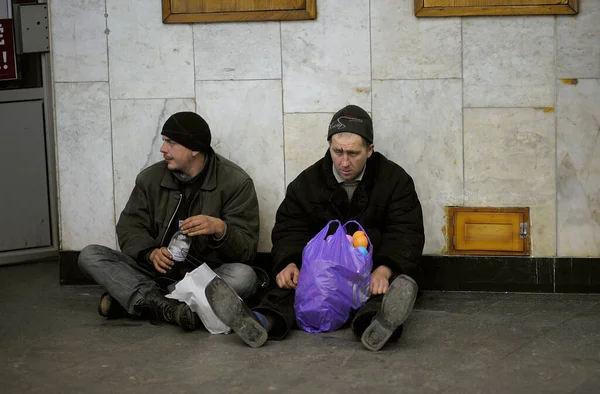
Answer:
[{"left": 2, "top": 261, "right": 600, "bottom": 393}]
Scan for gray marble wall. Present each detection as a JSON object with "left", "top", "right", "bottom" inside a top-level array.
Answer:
[{"left": 50, "top": 0, "right": 600, "bottom": 257}]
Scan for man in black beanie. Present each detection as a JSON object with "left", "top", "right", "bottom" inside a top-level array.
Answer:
[
  {"left": 78, "top": 111, "right": 262, "bottom": 332},
  {"left": 205, "top": 104, "right": 425, "bottom": 351}
]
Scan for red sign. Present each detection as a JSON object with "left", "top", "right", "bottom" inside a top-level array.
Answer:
[{"left": 0, "top": 19, "right": 17, "bottom": 81}]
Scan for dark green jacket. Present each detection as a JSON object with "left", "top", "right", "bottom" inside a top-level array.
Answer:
[{"left": 116, "top": 153, "right": 259, "bottom": 266}]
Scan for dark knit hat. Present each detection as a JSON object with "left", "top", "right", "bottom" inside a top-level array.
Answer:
[
  {"left": 327, "top": 105, "right": 373, "bottom": 144},
  {"left": 161, "top": 112, "right": 211, "bottom": 153}
]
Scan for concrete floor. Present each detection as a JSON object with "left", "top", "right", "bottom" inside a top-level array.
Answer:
[{"left": 1, "top": 262, "right": 600, "bottom": 394}]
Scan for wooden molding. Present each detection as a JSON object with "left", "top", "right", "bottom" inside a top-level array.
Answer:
[
  {"left": 415, "top": 0, "right": 578, "bottom": 17},
  {"left": 163, "top": 0, "right": 317, "bottom": 23},
  {"left": 414, "top": 0, "right": 424, "bottom": 15}
]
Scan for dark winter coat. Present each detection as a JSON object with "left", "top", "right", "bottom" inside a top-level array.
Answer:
[
  {"left": 271, "top": 150, "right": 425, "bottom": 283},
  {"left": 116, "top": 152, "right": 260, "bottom": 267}
]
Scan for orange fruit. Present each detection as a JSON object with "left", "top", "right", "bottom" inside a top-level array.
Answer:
[
  {"left": 352, "top": 231, "right": 365, "bottom": 240},
  {"left": 353, "top": 235, "right": 368, "bottom": 248}
]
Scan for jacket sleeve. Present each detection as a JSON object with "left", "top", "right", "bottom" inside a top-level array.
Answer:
[
  {"left": 207, "top": 178, "right": 259, "bottom": 263},
  {"left": 116, "top": 176, "right": 158, "bottom": 264},
  {"left": 373, "top": 173, "right": 425, "bottom": 282},
  {"left": 270, "top": 181, "right": 313, "bottom": 277}
]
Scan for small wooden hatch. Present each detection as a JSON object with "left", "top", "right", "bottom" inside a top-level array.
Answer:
[{"left": 447, "top": 207, "right": 530, "bottom": 256}]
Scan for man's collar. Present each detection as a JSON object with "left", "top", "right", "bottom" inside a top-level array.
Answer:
[
  {"left": 161, "top": 150, "right": 218, "bottom": 191},
  {"left": 171, "top": 167, "right": 204, "bottom": 184}
]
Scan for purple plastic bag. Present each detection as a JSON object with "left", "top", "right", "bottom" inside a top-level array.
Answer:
[{"left": 294, "top": 220, "right": 373, "bottom": 333}]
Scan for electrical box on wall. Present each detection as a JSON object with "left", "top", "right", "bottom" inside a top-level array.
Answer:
[
  {"left": 13, "top": 3, "right": 48, "bottom": 54},
  {"left": 447, "top": 207, "right": 531, "bottom": 256}
]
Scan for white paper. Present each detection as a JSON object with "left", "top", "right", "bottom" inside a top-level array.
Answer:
[{"left": 166, "top": 263, "right": 231, "bottom": 334}]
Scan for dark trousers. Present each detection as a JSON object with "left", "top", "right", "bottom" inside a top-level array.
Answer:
[
  {"left": 79, "top": 244, "right": 263, "bottom": 315},
  {"left": 253, "top": 287, "right": 403, "bottom": 341}
]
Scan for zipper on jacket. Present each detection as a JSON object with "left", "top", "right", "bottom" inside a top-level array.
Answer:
[
  {"left": 160, "top": 192, "right": 183, "bottom": 246},
  {"left": 186, "top": 190, "right": 203, "bottom": 259},
  {"left": 188, "top": 190, "right": 200, "bottom": 217}
]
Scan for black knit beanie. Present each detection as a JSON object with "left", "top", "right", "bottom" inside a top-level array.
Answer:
[
  {"left": 161, "top": 112, "right": 211, "bottom": 153},
  {"left": 327, "top": 105, "right": 373, "bottom": 144}
]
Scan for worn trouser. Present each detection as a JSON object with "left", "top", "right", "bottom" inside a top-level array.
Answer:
[
  {"left": 254, "top": 287, "right": 405, "bottom": 341},
  {"left": 78, "top": 244, "right": 258, "bottom": 316}
]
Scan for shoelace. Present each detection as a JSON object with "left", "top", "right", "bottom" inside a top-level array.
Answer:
[{"left": 146, "top": 296, "right": 177, "bottom": 325}]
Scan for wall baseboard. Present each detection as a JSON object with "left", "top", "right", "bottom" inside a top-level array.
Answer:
[{"left": 60, "top": 251, "right": 600, "bottom": 293}]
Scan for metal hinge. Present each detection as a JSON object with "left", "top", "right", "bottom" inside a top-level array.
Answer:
[{"left": 519, "top": 222, "right": 528, "bottom": 239}]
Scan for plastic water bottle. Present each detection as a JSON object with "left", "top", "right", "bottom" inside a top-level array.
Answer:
[{"left": 167, "top": 221, "right": 191, "bottom": 262}]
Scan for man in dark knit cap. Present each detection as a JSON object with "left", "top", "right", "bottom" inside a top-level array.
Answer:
[
  {"left": 205, "top": 104, "right": 425, "bottom": 351},
  {"left": 78, "top": 112, "right": 261, "bottom": 331}
]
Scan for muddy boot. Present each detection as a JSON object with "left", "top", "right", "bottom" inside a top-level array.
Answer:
[
  {"left": 97, "top": 292, "right": 128, "bottom": 319},
  {"left": 205, "top": 277, "right": 268, "bottom": 348},
  {"left": 145, "top": 289, "right": 200, "bottom": 331},
  {"left": 361, "top": 274, "right": 418, "bottom": 351}
]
